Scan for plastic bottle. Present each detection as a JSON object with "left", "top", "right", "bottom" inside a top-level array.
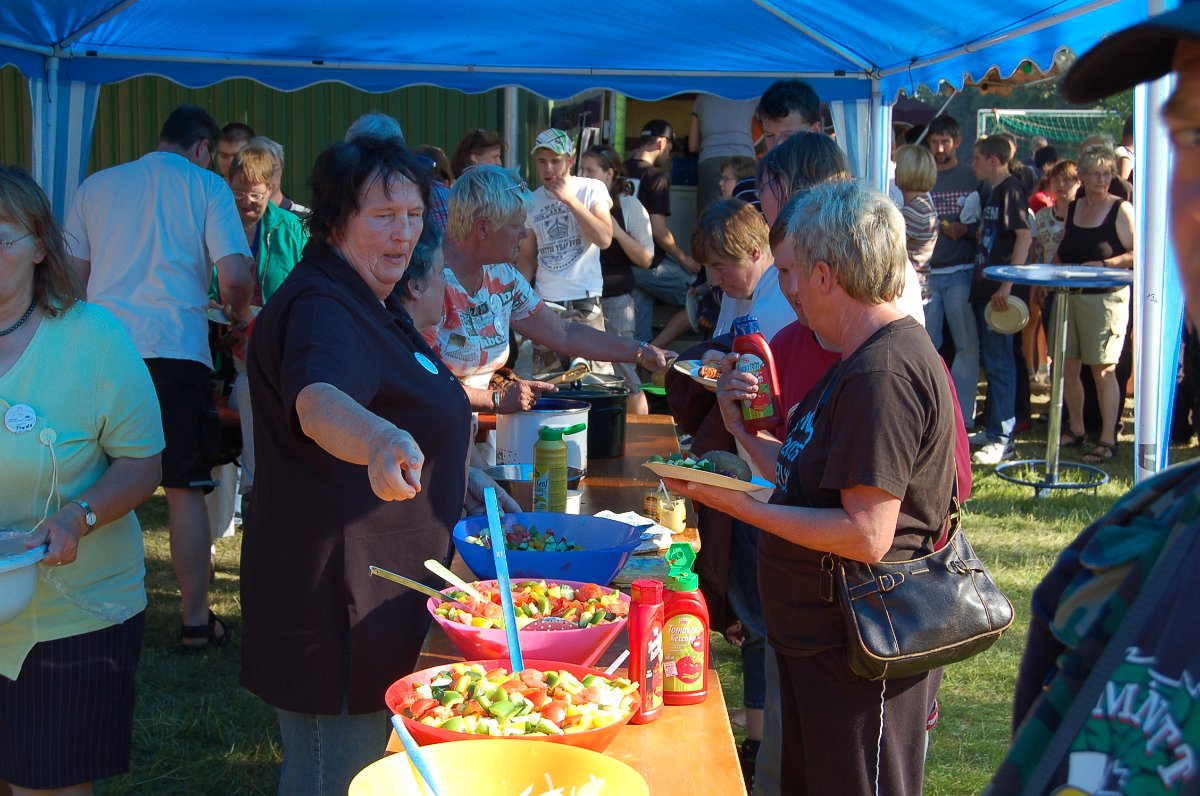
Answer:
[
  {"left": 661, "top": 542, "right": 709, "bottom": 705},
  {"left": 732, "top": 314, "right": 783, "bottom": 433},
  {"left": 531, "top": 423, "right": 585, "bottom": 512},
  {"left": 626, "top": 579, "right": 665, "bottom": 724}
]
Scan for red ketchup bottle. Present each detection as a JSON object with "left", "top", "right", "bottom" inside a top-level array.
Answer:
[
  {"left": 662, "top": 543, "right": 709, "bottom": 705},
  {"left": 732, "top": 314, "right": 783, "bottom": 433},
  {"left": 626, "top": 579, "right": 665, "bottom": 724}
]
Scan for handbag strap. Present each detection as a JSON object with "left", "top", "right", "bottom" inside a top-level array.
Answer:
[{"left": 1018, "top": 521, "right": 1197, "bottom": 795}]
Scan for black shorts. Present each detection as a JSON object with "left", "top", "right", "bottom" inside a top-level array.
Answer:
[
  {"left": 145, "top": 358, "right": 221, "bottom": 490},
  {"left": 0, "top": 612, "right": 145, "bottom": 789}
]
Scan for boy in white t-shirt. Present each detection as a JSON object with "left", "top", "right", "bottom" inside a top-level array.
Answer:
[{"left": 518, "top": 128, "right": 614, "bottom": 373}]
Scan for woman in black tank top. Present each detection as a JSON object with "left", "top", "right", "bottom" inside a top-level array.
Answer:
[{"left": 1052, "top": 147, "right": 1135, "bottom": 464}]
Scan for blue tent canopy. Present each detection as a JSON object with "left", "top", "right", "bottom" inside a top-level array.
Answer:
[{"left": 1, "top": 0, "right": 1142, "bottom": 100}]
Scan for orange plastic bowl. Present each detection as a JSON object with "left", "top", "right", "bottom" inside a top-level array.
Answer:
[
  {"left": 426, "top": 579, "right": 628, "bottom": 668},
  {"left": 384, "top": 658, "right": 636, "bottom": 752}
]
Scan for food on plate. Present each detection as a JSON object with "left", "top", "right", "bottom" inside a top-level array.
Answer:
[
  {"left": 697, "top": 363, "right": 720, "bottom": 380},
  {"left": 465, "top": 523, "right": 581, "bottom": 552},
  {"left": 435, "top": 580, "right": 628, "bottom": 630},
  {"left": 646, "top": 451, "right": 753, "bottom": 482},
  {"left": 395, "top": 662, "right": 638, "bottom": 736}
]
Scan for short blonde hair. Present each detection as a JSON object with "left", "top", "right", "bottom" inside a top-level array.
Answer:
[
  {"left": 691, "top": 198, "right": 769, "bottom": 266},
  {"left": 446, "top": 165, "right": 533, "bottom": 243},
  {"left": 228, "top": 143, "right": 277, "bottom": 187},
  {"left": 782, "top": 179, "right": 906, "bottom": 304},
  {"left": 893, "top": 144, "right": 936, "bottom": 193},
  {"left": 1078, "top": 146, "right": 1117, "bottom": 176}
]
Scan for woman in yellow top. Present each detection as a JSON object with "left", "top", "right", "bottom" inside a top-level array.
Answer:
[{"left": 0, "top": 166, "right": 164, "bottom": 793}]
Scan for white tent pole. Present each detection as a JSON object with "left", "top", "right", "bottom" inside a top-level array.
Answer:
[
  {"left": 58, "top": 0, "right": 144, "bottom": 49},
  {"left": 867, "top": 79, "right": 892, "bottom": 193},
  {"left": 749, "top": 0, "right": 873, "bottom": 70},
  {"left": 876, "top": 0, "right": 1121, "bottom": 78},
  {"left": 0, "top": 36, "right": 52, "bottom": 55},
  {"left": 1134, "top": 0, "right": 1181, "bottom": 480}
]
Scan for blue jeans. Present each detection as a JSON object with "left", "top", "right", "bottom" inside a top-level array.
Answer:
[
  {"left": 975, "top": 304, "right": 1016, "bottom": 443},
  {"left": 725, "top": 520, "right": 766, "bottom": 711},
  {"left": 631, "top": 258, "right": 692, "bottom": 341},
  {"left": 276, "top": 706, "right": 388, "bottom": 796},
  {"left": 924, "top": 269, "right": 979, "bottom": 427}
]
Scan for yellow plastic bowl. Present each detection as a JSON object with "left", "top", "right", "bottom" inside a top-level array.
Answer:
[{"left": 350, "top": 739, "right": 649, "bottom": 796}]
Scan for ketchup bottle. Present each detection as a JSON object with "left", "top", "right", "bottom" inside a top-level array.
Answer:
[
  {"left": 627, "top": 579, "right": 665, "bottom": 724},
  {"left": 732, "top": 314, "right": 783, "bottom": 433},
  {"left": 662, "top": 543, "right": 709, "bottom": 705}
]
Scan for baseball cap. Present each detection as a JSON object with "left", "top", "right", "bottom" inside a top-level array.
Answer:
[
  {"left": 531, "top": 128, "right": 574, "bottom": 156},
  {"left": 640, "top": 119, "right": 677, "bottom": 145},
  {"left": 1062, "top": 0, "right": 1200, "bottom": 102}
]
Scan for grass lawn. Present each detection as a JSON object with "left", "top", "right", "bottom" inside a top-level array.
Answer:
[{"left": 93, "top": 413, "right": 1200, "bottom": 795}]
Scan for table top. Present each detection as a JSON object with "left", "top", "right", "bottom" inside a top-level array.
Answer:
[
  {"left": 984, "top": 263, "right": 1134, "bottom": 289},
  {"left": 385, "top": 415, "right": 744, "bottom": 794}
]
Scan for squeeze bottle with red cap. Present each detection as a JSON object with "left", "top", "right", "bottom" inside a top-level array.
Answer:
[
  {"left": 732, "top": 314, "right": 783, "bottom": 433},
  {"left": 627, "top": 579, "right": 665, "bottom": 724},
  {"left": 662, "top": 542, "right": 709, "bottom": 705}
]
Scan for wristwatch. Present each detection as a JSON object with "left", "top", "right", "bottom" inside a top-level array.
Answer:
[
  {"left": 492, "top": 389, "right": 502, "bottom": 410},
  {"left": 71, "top": 498, "right": 97, "bottom": 534}
]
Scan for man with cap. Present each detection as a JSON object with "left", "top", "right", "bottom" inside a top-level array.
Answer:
[
  {"left": 518, "top": 128, "right": 615, "bottom": 373},
  {"left": 624, "top": 119, "right": 704, "bottom": 342},
  {"left": 987, "top": 4, "right": 1200, "bottom": 793}
]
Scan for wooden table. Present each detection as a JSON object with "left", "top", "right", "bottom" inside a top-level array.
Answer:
[{"left": 387, "top": 415, "right": 744, "bottom": 794}]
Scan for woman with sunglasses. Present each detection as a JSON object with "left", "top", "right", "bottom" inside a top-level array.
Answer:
[{"left": 580, "top": 144, "right": 655, "bottom": 413}]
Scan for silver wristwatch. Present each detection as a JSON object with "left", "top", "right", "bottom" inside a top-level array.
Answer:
[{"left": 71, "top": 498, "right": 98, "bottom": 532}]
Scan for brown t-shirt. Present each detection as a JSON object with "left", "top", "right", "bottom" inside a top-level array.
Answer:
[{"left": 760, "top": 317, "right": 956, "bottom": 655}]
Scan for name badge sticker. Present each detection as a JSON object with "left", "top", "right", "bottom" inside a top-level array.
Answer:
[
  {"left": 4, "top": 403, "right": 36, "bottom": 435},
  {"left": 414, "top": 352, "right": 439, "bottom": 375}
]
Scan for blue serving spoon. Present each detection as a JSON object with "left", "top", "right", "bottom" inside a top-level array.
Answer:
[
  {"left": 390, "top": 713, "right": 442, "bottom": 796},
  {"left": 484, "top": 487, "right": 524, "bottom": 672}
]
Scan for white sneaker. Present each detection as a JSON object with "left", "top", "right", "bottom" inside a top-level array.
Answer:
[
  {"left": 968, "top": 430, "right": 992, "bottom": 447},
  {"left": 973, "top": 440, "right": 1015, "bottom": 465}
]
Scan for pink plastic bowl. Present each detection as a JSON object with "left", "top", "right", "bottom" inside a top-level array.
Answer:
[{"left": 426, "top": 579, "right": 629, "bottom": 668}]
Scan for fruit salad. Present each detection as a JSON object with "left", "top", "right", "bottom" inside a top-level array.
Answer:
[
  {"left": 465, "top": 523, "right": 581, "bottom": 552},
  {"left": 395, "top": 663, "right": 638, "bottom": 736},
  {"left": 435, "top": 580, "right": 628, "bottom": 630}
]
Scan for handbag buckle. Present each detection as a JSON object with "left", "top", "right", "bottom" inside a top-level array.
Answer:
[
  {"left": 877, "top": 573, "right": 904, "bottom": 592},
  {"left": 948, "top": 559, "right": 970, "bottom": 575}
]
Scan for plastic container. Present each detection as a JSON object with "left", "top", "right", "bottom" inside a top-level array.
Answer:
[
  {"left": 532, "top": 423, "right": 585, "bottom": 513},
  {"left": 732, "top": 314, "right": 784, "bottom": 433},
  {"left": 496, "top": 398, "right": 589, "bottom": 471},
  {"left": 627, "top": 579, "right": 665, "bottom": 724},
  {"left": 426, "top": 579, "right": 629, "bottom": 667},
  {"left": 0, "top": 543, "right": 47, "bottom": 626},
  {"left": 452, "top": 512, "right": 642, "bottom": 584},
  {"left": 384, "top": 658, "right": 638, "bottom": 752},
  {"left": 662, "top": 543, "right": 709, "bottom": 705},
  {"left": 350, "top": 739, "right": 649, "bottom": 796}
]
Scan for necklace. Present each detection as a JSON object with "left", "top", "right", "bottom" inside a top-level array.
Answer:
[{"left": 0, "top": 299, "right": 36, "bottom": 337}]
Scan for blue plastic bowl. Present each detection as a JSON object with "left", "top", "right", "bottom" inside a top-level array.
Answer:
[{"left": 452, "top": 512, "right": 642, "bottom": 585}]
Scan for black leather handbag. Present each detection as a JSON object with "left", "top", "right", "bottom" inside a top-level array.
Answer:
[{"left": 828, "top": 491, "right": 1015, "bottom": 681}]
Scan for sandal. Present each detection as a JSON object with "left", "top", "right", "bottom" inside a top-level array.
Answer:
[
  {"left": 181, "top": 610, "right": 235, "bottom": 652},
  {"left": 1082, "top": 441, "right": 1117, "bottom": 464},
  {"left": 1059, "top": 429, "right": 1087, "bottom": 448}
]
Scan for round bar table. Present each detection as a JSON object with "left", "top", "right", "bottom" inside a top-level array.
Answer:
[{"left": 983, "top": 264, "right": 1134, "bottom": 495}]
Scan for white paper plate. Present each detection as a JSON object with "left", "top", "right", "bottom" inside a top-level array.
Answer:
[
  {"left": 643, "top": 461, "right": 773, "bottom": 493},
  {"left": 672, "top": 359, "right": 718, "bottom": 388},
  {"left": 984, "top": 295, "right": 1030, "bottom": 334}
]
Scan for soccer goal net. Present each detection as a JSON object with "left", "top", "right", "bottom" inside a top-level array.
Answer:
[{"left": 978, "top": 108, "right": 1123, "bottom": 161}]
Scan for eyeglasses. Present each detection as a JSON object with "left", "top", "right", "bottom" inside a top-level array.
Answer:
[
  {"left": 233, "top": 190, "right": 267, "bottom": 202},
  {"left": 0, "top": 233, "right": 34, "bottom": 251},
  {"left": 501, "top": 179, "right": 530, "bottom": 194}
]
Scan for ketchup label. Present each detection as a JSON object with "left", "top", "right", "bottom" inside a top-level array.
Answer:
[
  {"left": 736, "top": 354, "right": 777, "bottom": 421},
  {"left": 644, "top": 624, "right": 664, "bottom": 713},
  {"left": 663, "top": 614, "right": 706, "bottom": 693}
]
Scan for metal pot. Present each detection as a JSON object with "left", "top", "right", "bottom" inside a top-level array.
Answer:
[
  {"left": 483, "top": 464, "right": 585, "bottom": 512},
  {"left": 555, "top": 383, "right": 631, "bottom": 459}
]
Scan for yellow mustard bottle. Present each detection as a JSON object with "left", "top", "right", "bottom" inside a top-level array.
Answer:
[{"left": 532, "top": 423, "right": 585, "bottom": 512}]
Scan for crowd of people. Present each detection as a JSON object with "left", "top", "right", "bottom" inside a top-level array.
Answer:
[{"left": 0, "top": 2, "right": 1190, "bottom": 790}]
